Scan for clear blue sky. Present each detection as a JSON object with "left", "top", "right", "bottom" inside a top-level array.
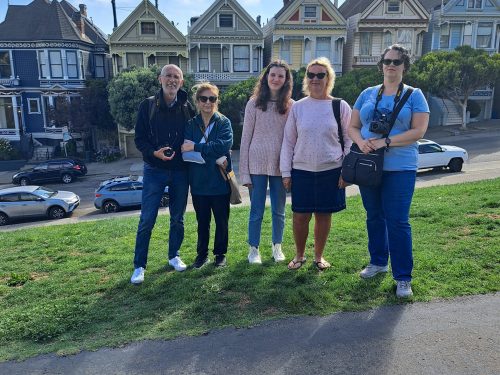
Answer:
[{"left": 0, "top": 0, "right": 346, "bottom": 36}]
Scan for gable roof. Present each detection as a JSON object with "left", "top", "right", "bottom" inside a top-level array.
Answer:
[
  {"left": 189, "top": 0, "right": 263, "bottom": 36},
  {"left": 110, "top": 0, "right": 185, "bottom": 44},
  {"left": 0, "top": 0, "right": 107, "bottom": 44},
  {"left": 339, "top": 0, "right": 430, "bottom": 20},
  {"left": 271, "top": 0, "right": 346, "bottom": 26}
]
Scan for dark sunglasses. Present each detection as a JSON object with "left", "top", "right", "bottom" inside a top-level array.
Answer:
[
  {"left": 306, "top": 72, "right": 327, "bottom": 80},
  {"left": 198, "top": 95, "right": 218, "bottom": 103},
  {"left": 382, "top": 59, "right": 404, "bottom": 66}
]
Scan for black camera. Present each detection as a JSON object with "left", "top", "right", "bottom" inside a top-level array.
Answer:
[
  {"left": 369, "top": 112, "right": 392, "bottom": 135},
  {"left": 161, "top": 144, "right": 174, "bottom": 157}
]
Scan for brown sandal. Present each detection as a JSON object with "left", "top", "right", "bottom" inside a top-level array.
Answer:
[
  {"left": 313, "top": 259, "right": 331, "bottom": 271},
  {"left": 288, "top": 258, "right": 307, "bottom": 270}
]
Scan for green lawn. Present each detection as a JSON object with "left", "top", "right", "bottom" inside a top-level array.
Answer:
[{"left": 1, "top": 179, "right": 499, "bottom": 361}]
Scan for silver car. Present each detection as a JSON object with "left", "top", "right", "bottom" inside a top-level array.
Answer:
[{"left": 0, "top": 186, "right": 80, "bottom": 226}]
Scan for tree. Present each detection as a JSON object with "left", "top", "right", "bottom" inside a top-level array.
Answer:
[
  {"left": 413, "top": 46, "right": 500, "bottom": 129},
  {"left": 107, "top": 66, "right": 160, "bottom": 131},
  {"left": 332, "top": 67, "right": 382, "bottom": 106}
]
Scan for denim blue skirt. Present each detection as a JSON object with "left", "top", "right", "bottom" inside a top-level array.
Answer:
[{"left": 291, "top": 168, "right": 346, "bottom": 213}]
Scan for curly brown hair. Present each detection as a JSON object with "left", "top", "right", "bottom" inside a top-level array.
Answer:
[
  {"left": 377, "top": 44, "right": 411, "bottom": 74},
  {"left": 252, "top": 60, "right": 293, "bottom": 115}
]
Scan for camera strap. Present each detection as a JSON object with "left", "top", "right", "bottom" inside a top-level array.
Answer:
[
  {"left": 373, "top": 82, "right": 404, "bottom": 115},
  {"left": 374, "top": 82, "right": 413, "bottom": 138}
]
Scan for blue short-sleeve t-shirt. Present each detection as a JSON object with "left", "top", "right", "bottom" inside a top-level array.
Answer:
[{"left": 353, "top": 85, "right": 429, "bottom": 171}]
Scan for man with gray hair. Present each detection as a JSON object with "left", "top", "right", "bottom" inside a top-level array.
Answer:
[{"left": 131, "top": 64, "right": 195, "bottom": 284}]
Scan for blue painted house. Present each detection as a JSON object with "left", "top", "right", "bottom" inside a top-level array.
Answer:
[
  {"left": 0, "top": 0, "right": 111, "bottom": 155},
  {"left": 421, "top": 0, "right": 500, "bottom": 125}
]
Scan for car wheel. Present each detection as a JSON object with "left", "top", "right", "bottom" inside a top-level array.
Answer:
[
  {"left": 19, "top": 177, "right": 30, "bottom": 186},
  {"left": 160, "top": 194, "right": 170, "bottom": 208},
  {"left": 102, "top": 200, "right": 119, "bottom": 213},
  {"left": 48, "top": 206, "right": 66, "bottom": 220},
  {"left": 448, "top": 158, "right": 463, "bottom": 173},
  {"left": 62, "top": 173, "right": 73, "bottom": 184},
  {"left": 0, "top": 212, "right": 8, "bottom": 226}
]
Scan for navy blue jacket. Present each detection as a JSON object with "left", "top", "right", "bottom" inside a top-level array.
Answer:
[{"left": 184, "top": 112, "right": 233, "bottom": 195}]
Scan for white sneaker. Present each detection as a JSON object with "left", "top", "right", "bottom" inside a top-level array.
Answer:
[
  {"left": 168, "top": 256, "right": 187, "bottom": 272},
  {"left": 396, "top": 281, "right": 413, "bottom": 298},
  {"left": 272, "top": 243, "right": 286, "bottom": 262},
  {"left": 360, "top": 264, "right": 389, "bottom": 279},
  {"left": 130, "top": 267, "right": 145, "bottom": 284},
  {"left": 248, "top": 246, "right": 262, "bottom": 264}
]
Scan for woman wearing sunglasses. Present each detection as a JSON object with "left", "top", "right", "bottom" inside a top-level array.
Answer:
[
  {"left": 347, "top": 44, "right": 429, "bottom": 298},
  {"left": 280, "top": 57, "right": 352, "bottom": 271},
  {"left": 182, "top": 82, "right": 233, "bottom": 269},
  {"left": 239, "top": 60, "right": 294, "bottom": 265}
]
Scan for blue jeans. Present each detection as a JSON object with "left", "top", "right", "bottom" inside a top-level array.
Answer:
[
  {"left": 248, "top": 175, "right": 286, "bottom": 247},
  {"left": 134, "top": 164, "right": 188, "bottom": 268},
  {"left": 359, "top": 171, "right": 416, "bottom": 281}
]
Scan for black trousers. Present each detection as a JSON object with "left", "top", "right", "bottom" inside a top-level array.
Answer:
[{"left": 192, "top": 194, "right": 230, "bottom": 259}]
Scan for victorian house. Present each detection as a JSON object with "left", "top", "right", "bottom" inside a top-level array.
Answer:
[
  {"left": 339, "top": 0, "right": 430, "bottom": 72},
  {"left": 109, "top": 0, "right": 188, "bottom": 156},
  {"left": 187, "top": 0, "right": 264, "bottom": 87},
  {"left": 263, "top": 0, "right": 347, "bottom": 75},
  {"left": 421, "top": 0, "right": 499, "bottom": 124},
  {"left": 0, "top": 0, "right": 111, "bottom": 155}
]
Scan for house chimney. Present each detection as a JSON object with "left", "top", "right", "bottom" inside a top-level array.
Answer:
[
  {"left": 155, "top": 0, "right": 158, "bottom": 8},
  {"left": 75, "top": 12, "right": 85, "bottom": 37},
  {"left": 79, "top": 4, "right": 87, "bottom": 17},
  {"left": 334, "top": 0, "right": 338, "bottom": 7},
  {"left": 256, "top": 15, "right": 261, "bottom": 26},
  {"left": 111, "top": 0, "right": 118, "bottom": 29},
  {"left": 283, "top": 0, "right": 290, "bottom": 7}
]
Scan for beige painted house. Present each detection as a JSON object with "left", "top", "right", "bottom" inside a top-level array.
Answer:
[
  {"left": 339, "top": 0, "right": 430, "bottom": 72},
  {"left": 110, "top": 0, "right": 188, "bottom": 157},
  {"left": 187, "top": 0, "right": 264, "bottom": 87},
  {"left": 263, "top": 0, "right": 347, "bottom": 75}
]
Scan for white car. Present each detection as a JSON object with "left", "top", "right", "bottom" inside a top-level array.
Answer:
[
  {"left": 417, "top": 139, "right": 468, "bottom": 172},
  {"left": 0, "top": 186, "right": 80, "bottom": 226}
]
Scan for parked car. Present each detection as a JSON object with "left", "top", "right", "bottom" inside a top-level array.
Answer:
[
  {"left": 12, "top": 158, "right": 88, "bottom": 185},
  {"left": 0, "top": 186, "right": 80, "bottom": 226},
  {"left": 94, "top": 175, "right": 169, "bottom": 213},
  {"left": 418, "top": 139, "right": 468, "bottom": 172}
]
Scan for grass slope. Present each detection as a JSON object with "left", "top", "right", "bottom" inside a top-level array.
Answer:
[{"left": 0, "top": 179, "right": 499, "bottom": 360}]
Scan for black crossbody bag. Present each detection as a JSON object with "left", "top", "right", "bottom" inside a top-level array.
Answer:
[{"left": 341, "top": 85, "right": 413, "bottom": 187}]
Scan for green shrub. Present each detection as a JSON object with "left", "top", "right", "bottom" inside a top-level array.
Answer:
[{"left": 0, "top": 139, "right": 21, "bottom": 161}]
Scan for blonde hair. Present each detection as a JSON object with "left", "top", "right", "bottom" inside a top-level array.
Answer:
[
  {"left": 192, "top": 81, "right": 220, "bottom": 112},
  {"left": 302, "top": 57, "right": 336, "bottom": 96}
]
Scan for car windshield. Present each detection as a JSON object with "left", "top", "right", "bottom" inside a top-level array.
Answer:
[{"left": 34, "top": 186, "right": 57, "bottom": 198}]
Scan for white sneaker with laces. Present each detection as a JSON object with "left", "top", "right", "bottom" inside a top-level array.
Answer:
[
  {"left": 396, "top": 281, "right": 413, "bottom": 298},
  {"left": 169, "top": 256, "right": 187, "bottom": 272},
  {"left": 359, "top": 264, "right": 389, "bottom": 279},
  {"left": 272, "top": 243, "right": 286, "bottom": 262},
  {"left": 131, "top": 267, "right": 145, "bottom": 284},
  {"left": 248, "top": 246, "right": 262, "bottom": 264}
]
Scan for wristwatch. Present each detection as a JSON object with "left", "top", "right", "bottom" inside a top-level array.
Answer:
[{"left": 385, "top": 137, "right": 392, "bottom": 150}]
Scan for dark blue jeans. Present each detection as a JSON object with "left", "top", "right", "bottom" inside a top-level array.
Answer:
[
  {"left": 133, "top": 164, "right": 188, "bottom": 269},
  {"left": 359, "top": 171, "right": 416, "bottom": 281}
]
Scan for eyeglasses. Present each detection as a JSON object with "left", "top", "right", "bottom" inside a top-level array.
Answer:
[
  {"left": 382, "top": 59, "right": 404, "bottom": 66},
  {"left": 198, "top": 95, "right": 218, "bottom": 103},
  {"left": 306, "top": 72, "right": 327, "bottom": 80}
]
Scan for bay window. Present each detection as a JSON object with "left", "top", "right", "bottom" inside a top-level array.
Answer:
[{"left": 233, "top": 45, "right": 249, "bottom": 72}]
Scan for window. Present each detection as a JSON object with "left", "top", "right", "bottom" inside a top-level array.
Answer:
[
  {"left": 253, "top": 47, "right": 259, "bottom": 72},
  {"left": 440, "top": 24, "right": 450, "bottom": 48},
  {"left": 0, "top": 51, "right": 12, "bottom": 78},
  {"left": 476, "top": 23, "right": 492, "bottom": 48},
  {"left": 132, "top": 182, "right": 143, "bottom": 190},
  {"left": 0, "top": 97, "right": 15, "bottom": 130},
  {"left": 222, "top": 48, "right": 230, "bottom": 72},
  {"left": 49, "top": 51, "right": 63, "bottom": 78},
  {"left": 233, "top": 45, "right": 250, "bottom": 72},
  {"left": 126, "top": 53, "right": 144, "bottom": 68},
  {"left": 280, "top": 40, "right": 291, "bottom": 64},
  {"left": 110, "top": 183, "right": 133, "bottom": 191},
  {"left": 38, "top": 51, "right": 49, "bottom": 78},
  {"left": 360, "top": 32, "right": 372, "bottom": 55},
  {"left": 34, "top": 163, "right": 48, "bottom": 171},
  {"left": 467, "top": 0, "right": 482, "bottom": 8},
  {"left": 383, "top": 31, "right": 393, "bottom": 48},
  {"left": 141, "top": 22, "right": 155, "bottom": 35},
  {"left": 304, "top": 6, "right": 316, "bottom": 18},
  {"left": 169, "top": 56, "right": 179, "bottom": 66},
  {"left": 28, "top": 98, "right": 40, "bottom": 114},
  {"left": 66, "top": 51, "right": 78, "bottom": 78},
  {"left": 316, "top": 37, "right": 331, "bottom": 58},
  {"left": 219, "top": 14, "right": 233, "bottom": 28},
  {"left": 80, "top": 51, "right": 85, "bottom": 78},
  {"left": 0, "top": 193, "right": 18, "bottom": 202},
  {"left": 397, "top": 29, "right": 413, "bottom": 52},
  {"left": 387, "top": 1, "right": 400, "bottom": 12},
  {"left": 94, "top": 55, "right": 105, "bottom": 78},
  {"left": 19, "top": 193, "right": 40, "bottom": 202},
  {"left": 199, "top": 48, "right": 209, "bottom": 72},
  {"left": 463, "top": 24, "right": 472, "bottom": 46},
  {"left": 114, "top": 54, "right": 123, "bottom": 73},
  {"left": 304, "top": 39, "right": 312, "bottom": 64}
]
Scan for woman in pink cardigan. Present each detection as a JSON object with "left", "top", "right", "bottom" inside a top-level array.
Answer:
[
  {"left": 280, "top": 57, "right": 352, "bottom": 271},
  {"left": 239, "top": 60, "right": 294, "bottom": 264}
]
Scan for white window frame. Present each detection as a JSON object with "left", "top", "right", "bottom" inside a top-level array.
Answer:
[
  {"left": 387, "top": 1, "right": 401, "bottom": 13},
  {"left": 94, "top": 55, "right": 105, "bottom": 78},
  {"left": 440, "top": 24, "right": 450, "bottom": 48},
  {"left": 467, "top": 0, "right": 482, "bottom": 8},
  {"left": 233, "top": 45, "right": 250, "bottom": 72},
  {"left": 304, "top": 6, "right": 316, "bottom": 19},
  {"left": 304, "top": 39, "right": 312, "bottom": 64},
  {"left": 66, "top": 50, "right": 79, "bottom": 79},
  {"left": 316, "top": 37, "right": 331, "bottom": 59},
  {"left": 38, "top": 50, "right": 49, "bottom": 79},
  {"left": 199, "top": 48, "right": 209, "bottom": 72},
  {"left": 280, "top": 40, "right": 291, "bottom": 64},
  {"left": 222, "top": 48, "right": 230, "bottom": 72},
  {"left": 360, "top": 32, "right": 372, "bottom": 56},
  {"left": 49, "top": 50, "right": 63, "bottom": 78},
  {"left": 0, "top": 50, "right": 13, "bottom": 79},
  {"left": 80, "top": 51, "right": 86, "bottom": 79},
  {"left": 383, "top": 31, "right": 393, "bottom": 48},
  {"left": 218, "top": 14, "right": 234, "bottom": 28},
  {"left": 476, "top": 22, "right": 492, "bottom": 48},
  {"left": 28, "top": 98, "right": 41, "bottom": 114},
  {"left": 140, "top": 21, "right": 156, "bottom": 35}
]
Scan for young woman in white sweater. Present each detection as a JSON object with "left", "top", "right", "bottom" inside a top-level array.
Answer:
[{"left": 239, "top": 60, "right": 294, "bottom": 264}]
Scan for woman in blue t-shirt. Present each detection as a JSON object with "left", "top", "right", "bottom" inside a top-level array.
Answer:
[{"left": 347, "top": 44, "right": 430, "bottom": 298}]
